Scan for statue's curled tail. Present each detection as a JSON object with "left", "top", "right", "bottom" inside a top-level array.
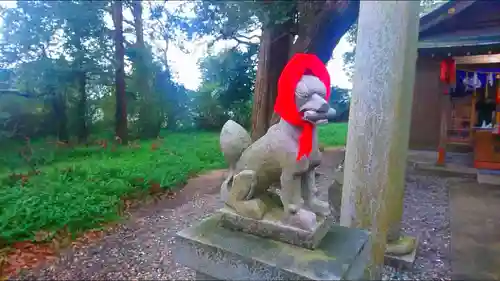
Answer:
[{"left": 219, "top": 120, "right": 252, "bottom": 201}]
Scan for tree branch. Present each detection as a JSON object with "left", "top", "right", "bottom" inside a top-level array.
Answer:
[
  {"left": 104, "top": 6, "right": 113, "bottom": 15},
  {"left": 0, "top": 89, "right": 49, "bottom": 99},
  {"left": 123, "top": 18, "right": 135, "bottom": 27},
  {"left": 124, "top": 39, "right": 134, "bottom": 48},
  {"left": 231, "top": 37, "right": 259, "bottom": 46},
  {"left": 234, "top": 33, "right": 260, "bottom": 42},
  {"left": 292, "top": 0, "right": 360, "bottom": 63},
  {"left": 212, "top": 30, "right": 260, "bottom": 47}
]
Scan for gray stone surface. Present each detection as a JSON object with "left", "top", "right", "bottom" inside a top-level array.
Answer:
[
  {"left": 218, "top": 207, "right": 334, "bottom": 250},
  {"left": 174, "top": 214, "right": 370, "bottom": 281},
  {"left": 477, "top": 172, "right": 500, "bottom": 185},
  {"left": 414, "top": 162, "right": 477, "bottom": 179},
  {"left": 196, "top": 271, "right": 220, "bottom": 281}
]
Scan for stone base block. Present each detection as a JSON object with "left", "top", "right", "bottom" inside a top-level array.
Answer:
[
  {"left": 384, "top": 235, "right": 418, "bottom": 270},
  {"left": 477, "top": 170, "right": 500, "bottom": 186},
  {"left": 196, "top": 271, "right": 219, "bottom": 280},
  {"left": 217, "top": 207, "right": 334, "bottom": 250},
  {"left": 174, "top": 213, "right": 371, "bottom": 281},
  {"left": 414, "top": 162, "right": 477, "bottom": 179}
]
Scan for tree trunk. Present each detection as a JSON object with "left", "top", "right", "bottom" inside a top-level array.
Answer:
[
  {"left": 51, "top": 90, "right": 69, "bottom": 143},
  {"left": 251, "top": 1, "right": 360, "bottom": 134},
  {"left": 76, "top": 71, "right": 88, "bottom": 143},
  {"left": 250, "top": 23, "right": 293, "bottom": 141},
  {"left": 73, "top": 37, "right": 88, "bottom": 144},
  {"left": 132, "top": 0, "right": 159, "bottom": 139},
  {"left": 132, "top": 0, "right": 144, "bottom": 47},
  {"left": 292, "top": 1, "right": 360, "bottom": 64},
  {"left": 112, "top": 0, "right": 128, "bottom": 144}
]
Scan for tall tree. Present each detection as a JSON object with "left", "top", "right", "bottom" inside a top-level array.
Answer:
[
  {"left": 251, "top": 12, "right": 294, "bottom": 140},
  {"left": 52, "top": 0, "right": 110, "bottom": 143},
  {"left": 112, "top": 0, "right": 128, "bottom": 144},
  {"left": 329, "top": 86, "right": 351, "bottom": 122},
  {"left": 0, "top": 1, "right": 71, "bottom": 141},
  {"left": 0, "top": 1, "right": 113, "bottom": 142},
  {"left": 191, "top": 45, "right": 257, "bottom": 130},
  {"left": 260, "top": 1, "right": 360, "bottom": 138},
  {"left": 178, "top": 0, "right": 360, "bottom": 140},
  {"left": 129, "top": 0, "right": 162, "bottom": 138}
]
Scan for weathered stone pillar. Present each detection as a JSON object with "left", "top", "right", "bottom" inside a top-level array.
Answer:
[{"left": 339, "top": 1, "right": 420, "bottom": 278}]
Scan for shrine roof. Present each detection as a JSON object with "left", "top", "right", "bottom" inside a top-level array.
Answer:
[
  {"left": 417, "top": 0, "right": 500, "bottom": 55},
  {"left": 419, "top": 32, "right": 500, "bottom": 49}
]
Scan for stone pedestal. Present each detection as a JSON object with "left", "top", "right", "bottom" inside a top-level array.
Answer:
[
  {"left": 218, "top": 207, "right": 334, "bottom": 250},
  {"left": 196, "top": 271, "right": 219, "bottom": 280},
  {"left": 173, "top": 214, "right": 371, "bottom": 281}
]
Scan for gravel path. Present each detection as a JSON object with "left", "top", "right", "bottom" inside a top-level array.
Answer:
[
  {"left": 383, "top": 172, "right": 451, "bottom": 281},
  {"left": 17, "top": 151, "right": 451, "bottom": 280}
]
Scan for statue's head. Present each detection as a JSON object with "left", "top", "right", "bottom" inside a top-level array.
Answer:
[
  {"left": 295, "top": 73, "right": 337, "bottom": 125},
  {"left": 275, "top": 53, "right": 337, "bottom": 160},
  {"left": 275, "top": 54, "right": 337, "bottom": 128}
]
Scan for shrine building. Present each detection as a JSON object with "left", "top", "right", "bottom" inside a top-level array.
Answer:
[{"left": 409, "top": 0, "right": 500, "bottom": 172}]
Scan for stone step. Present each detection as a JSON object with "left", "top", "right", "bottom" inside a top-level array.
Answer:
[{"left": 477, "top": 169, "right": 500, "bottom": 185}]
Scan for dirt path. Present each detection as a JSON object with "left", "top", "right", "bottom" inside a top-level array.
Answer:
[{"left": 18, "top": 169, "right": 227, "bottom": 280}]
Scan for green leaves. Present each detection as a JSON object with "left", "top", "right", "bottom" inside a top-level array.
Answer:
[
  {"left": 177, "top": 1, "right": 260, "bottom": 41},
  {"left": 191, "top": 46, "right": 257, "bottom": 130},
  {"left": 0, "top": 112, "right": 10, "bottom": 120},
  {"left": 199, "top": 47, "right": 257, "bottom": 106},
  {"left": 420, "top": 0, "right": 448, "bottom": 15},
  {"left": 0, "top": 131, "right": 227, "bottom": 244},
  {"left": 0, "top": 119, "right": 348, "bottom": 246}
]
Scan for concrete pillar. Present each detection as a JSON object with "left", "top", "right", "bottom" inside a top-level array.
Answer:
[{"left": 339, "top": 1, "right": 420, "bottom": 279}]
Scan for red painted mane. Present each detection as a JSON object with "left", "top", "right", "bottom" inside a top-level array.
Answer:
[{"left": 274, "top": 53, "right": 331, "bottom": 160}]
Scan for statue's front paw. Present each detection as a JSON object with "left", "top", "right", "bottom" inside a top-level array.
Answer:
[
  {"left": 286, "top": 198, "right": 304, "bottom": 215},
  {"left": 309, "top": 198, "right": 331, "bottom": 217},
  {"left": 284, "top": 208, "right": 317, "bottom": 231}
]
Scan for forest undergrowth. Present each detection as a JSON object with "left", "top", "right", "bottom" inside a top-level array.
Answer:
[{"left": 0, "top": 122, "right": 347, "bottom": 277}]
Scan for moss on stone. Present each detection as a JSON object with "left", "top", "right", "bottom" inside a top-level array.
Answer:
[
  {"left": 274, "top": 239, "right": 337, "bottom": 263},
  {"left": 386, "top": 235, "right": 416, "bottom": 256},
  {"left": 186, "top": 216, "right": 220, "bottom": 240}
]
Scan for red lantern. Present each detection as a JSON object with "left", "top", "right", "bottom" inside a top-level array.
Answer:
[
  {"left": 496, "top": 79, "right": 500, "bottom": 104},
  {"left": 439, "top": 58, "right": 456, "bottom": 95},
  {"left": 440, "top": 60, "right": 448, "bottom": 82}
]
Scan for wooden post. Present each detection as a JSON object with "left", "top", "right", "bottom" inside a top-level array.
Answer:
[
  {"left": 339, "top": 1, "right": 420, "bottom": 279},
  {"left": 437, "top": 94, "right": 450, "bottom": 166},
  {"left": 496, "top": 74, "right": 500, "bottom": 134},
  {"left": 471, "top": 78, "right": 477, "bottom": 129}
]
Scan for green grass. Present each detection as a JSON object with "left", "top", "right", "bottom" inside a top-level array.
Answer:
[
  {"left": 318, "top": 122, "right": 348, "bottom": 147},
  {"left": 0, "top": 123, "right": 347, "bottom": 245}
]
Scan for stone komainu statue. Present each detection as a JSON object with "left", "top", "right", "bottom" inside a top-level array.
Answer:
[{"left": 219, "top": 54, "right": 338, "bottom": 231}]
